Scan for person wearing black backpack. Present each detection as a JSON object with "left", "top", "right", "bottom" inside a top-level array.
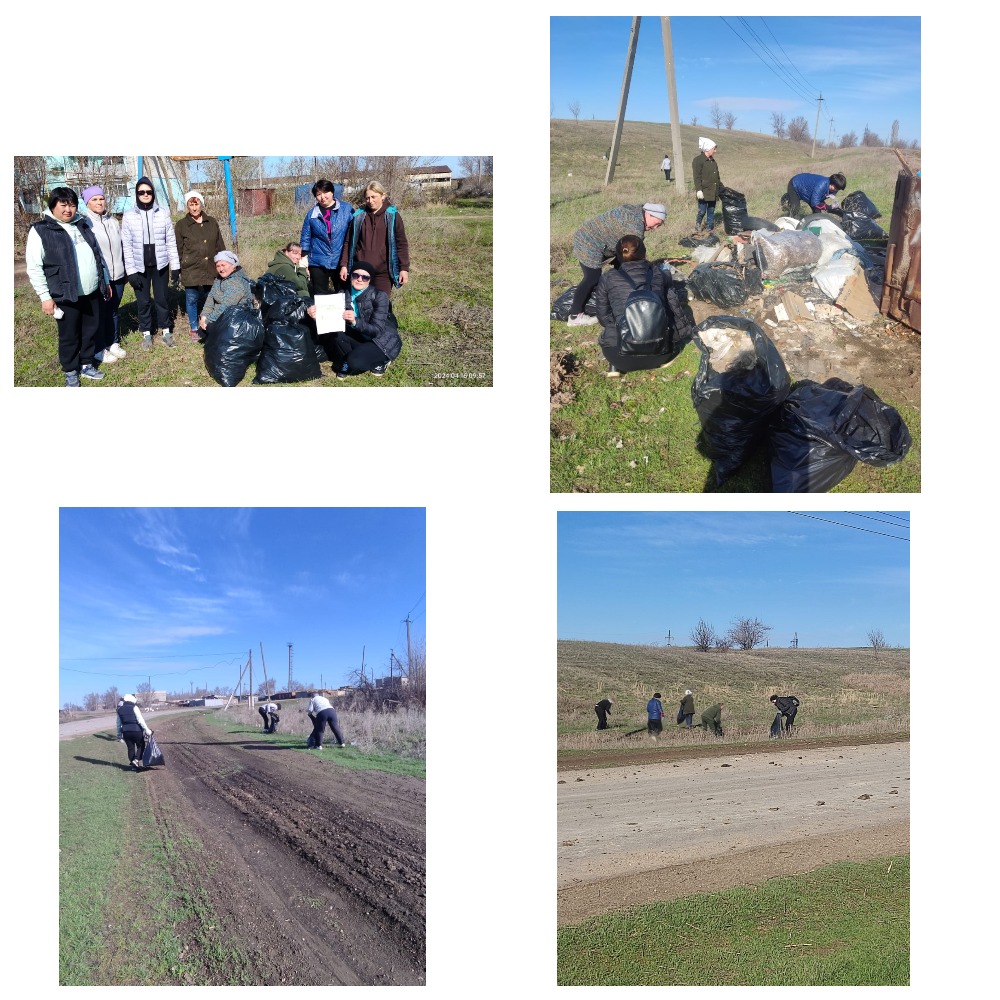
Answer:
[{"left": 594, "top": 236, "right": 693, "bottom": 377}]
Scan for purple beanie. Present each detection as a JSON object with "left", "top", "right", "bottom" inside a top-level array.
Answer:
[{"left": 81, "top": 185, "right": 105, "bottom": 205}]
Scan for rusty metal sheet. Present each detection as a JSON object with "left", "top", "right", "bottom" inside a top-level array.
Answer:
[{"left": 880, "top": 170, "right": 921, "bottom": 332}]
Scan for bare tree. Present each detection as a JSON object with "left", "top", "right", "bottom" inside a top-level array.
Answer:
[
  {"left": 709, "top": 101, "right": 723, "bottom": 128},
  {"left": 839, "top": 131, "right": 859, "bottom": 148},
  {"left": 867, "top": 628, "right": 888, "bottom": 653},
  {"left": 723, "top": 111, "right": 737, "bottom": 130},
  {"left": 787, "top": 116, "right": 811, "bottom": 143},
  {"left": 714, "top": 636, "right": 732, "bottom": 651},
  {"left": 726, "top": 617, "right": 772, "bottom": 650},
  {"left": 908, "top": 137, "right": 920, "bottom": 150},
  {"left": 84, "top": 692, "right": 100, "bottom": 712},
  {"left": 862, "top": 125, "right": 882, "bottom": 147},
  {"left": 458, "top": 156, "right": 493, "bottom": 196},
  {"left": 568, "top": 100, "right": 581, "bottom": 122},
  {"left": 689, "top": 115, "right": 699, "bottom": 126},
  {"left": 103, "top": 685, "right": 120, "bottom": 710},
  {"left": 690, "top": 618, "right": 718, "bottom": 652},
  {"left": 889, "top": 120, "right": 901, "bottom": 147},
  {"left": 256, "top": 679, "right": 277, "bottom": 697},
  {"left": 770, "top": 112, "right": 787, "bottom": 138}
]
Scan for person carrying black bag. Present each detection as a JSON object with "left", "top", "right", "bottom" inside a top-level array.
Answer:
[
  {"left": 594, "top": 698, "right": 614, "bottom": 730},
  {"left": 116, "top": 694, "right": 153, "bottom": 770},
  {"left": 594, "top": 235, "right": 692, "bottom": 378},
  {"left": 769, "top": 694, "right": 800, "bottom": 737}
]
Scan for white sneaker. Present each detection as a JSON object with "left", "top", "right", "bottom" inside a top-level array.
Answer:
[
  {"left": 109, "top": 343, "right": 127, "bottom": 358},
  {"left": 567, "top": 313, "right": 598, "bottom": 327},
  {"left": 97, "top": 350, "right": 117, "bottom": 363}
]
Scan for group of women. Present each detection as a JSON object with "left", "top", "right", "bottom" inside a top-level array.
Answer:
[{"left": 26, "top": 176, "right": 410, "bottom": 385}]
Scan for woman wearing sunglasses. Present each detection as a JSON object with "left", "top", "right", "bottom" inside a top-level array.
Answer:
[
  {"left": 121, "top": 176, "right": 180, "bottom": 351},
  {"left": 331, "top": 260, "right": 402, "bottom": 378}
]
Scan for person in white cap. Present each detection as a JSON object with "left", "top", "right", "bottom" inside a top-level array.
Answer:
[
  {"left": 679, "top": 689, "right": 695, "bottom": 728},
  {"left": 565, "top": 202, "right": 667, "bottom": 326},
  {"left": 116, "top": 694, "right": 153, "bottom": 770},
  {"left": 692, "top": 137, "right": 721, "bottom": 233},
  {"left": 174, "top": 190, "right": 226, "bottom": 341}
]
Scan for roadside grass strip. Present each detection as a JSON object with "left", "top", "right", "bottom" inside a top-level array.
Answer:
[
  {"left": 558, "top": 855, "right": 909, "bottom": 986},
  {"left": 59, "top": 733, "right": 250, "bottom": 985}
]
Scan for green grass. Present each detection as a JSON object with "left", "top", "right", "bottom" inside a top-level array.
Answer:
[
  {"left": 59, "top": 733, "right": 250, "bottom": 985},
  {"left": 550, "top": 119, "right": 920, "bottom": 492},
  {"left": 15, "top": 204, "right": 492, "bottom": 387},
  {"left": 558, "top": 855, "right": 908, "bottom": 985},
  {"left": 558, "top": 641, "right": 909, "bottom": 747}
]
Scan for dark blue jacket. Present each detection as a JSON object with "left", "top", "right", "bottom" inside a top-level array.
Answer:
[
  {"left": 646, "top": 697, "right": 664, "bottom": 721},
  {"left": 791, "top": 173, "right": 833, "bottom": 211},
  {"left": 347, "top": 285, "right": 402, "bottom": 360},
  {"left": 300, "top": 200, "right": 353, "bottom": 270}
]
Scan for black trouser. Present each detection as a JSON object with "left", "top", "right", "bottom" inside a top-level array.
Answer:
[
  {"left": 309, "top": 265, "right": 342, "bottom": 296},
  {"left": 328, "top": 332, "right": 390, "bottom": 375},
  {"left": 122, "top": 730, "right": 146, "bottom": 764},
  {"left": 56, "top": 291, "right": 101, "bottom": 372},
  {"left": 600, "top": 341, "right": 677, "bottom": 374},
  {"left": 258, "top": 706, "right": 272, "bottom": 732},
  {"left": 595, "top": 706, "right": 608, "bottom": 730},
  {"left": 783, "top": 707, "right": 797, "bottom": 731},
  {"left": 570, "top": 264, "right": 602, "bottom": 317},
  {"left": 663, "top": 169, "right": 671, "bottom": 182},
  {"left": 134, "top": 266, "right": 171, "bottom": 331},
  {"left": 786, "top": 179, "right": 804, "bottom": 218},
  {"left": 647, "top": 718, "right": 662, "bottom": 736},
  {"left": 310, "top": 707, "right": 344, "bottom": 747}
]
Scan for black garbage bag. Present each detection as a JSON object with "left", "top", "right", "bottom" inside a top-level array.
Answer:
[
  {"left": 769, "top": 713, "right": 783, "bottom": 738},
  {"left": 769, "top": 377, "right": 912, "bottom": 492},
  {"left": 203, "top": 303, "right": 266, "bottom": 387},
  {"left": 841, "top": 191, "right": 882, "bottom": 219},
  {"left": 253, "top": 319, "right": 323, "bottom": 384},
  {"left": 719, "top": 186, "right": 750, "bottom": 235},
  {"left": 551, "top": 284, "right": 598, "bottom": 321},
  {"left": 840, "top": 213, "right": 886, "bottom": 241},
  {"left": 745, "top": 216, "right": 781, "bottom": 232},
  {"left": 687, "top": 263, "right": 763, "bottom": 308},
  {"left": 691, "top": 317, "right": 791, "bottom": 486},
  {"left": 142, "top": 733, "right": 165, "bottom": 767},
  {"left": 255, "top": 271, "right": 309, "bottom": 323}
]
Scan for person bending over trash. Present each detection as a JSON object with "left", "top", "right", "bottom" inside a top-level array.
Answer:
[
  {"left": 116, "top": 693, "right": 153, "bottom": 770},
  {"left": 565, "top": 202, "right": 666, "bottom": 327},
  {"left": 700, "top": 702, "right": 724, "bottom": 737},
  {"left": 198, "top": 251, "right": 257, "bottom": 334},
  {"left": 594, "top": 698, "right": 614, "bottom": 730},
  {"left": 786, "top": 172, "right": 846, "bottom": 218},
  {"left": 647, "top": 692, "right": 665, "bottom": 741},
  {"left": 258, "top": 700, "right": 280, "bottom": 733},
  {"left": 307, "top": 693, "right": 346, "bottom": 749},
  {"left": 679, "top": 689, "right": 695, "bottom": 729},
  {"left": 769, "top": 694, "right": 800, "bottom": 737}
]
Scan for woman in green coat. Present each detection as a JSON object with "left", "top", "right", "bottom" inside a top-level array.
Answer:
[
  {"left": 692, "top": 137, "right": 721, "bottom": 233},
  {"left": 266, "top": 242, "right": 311, "bottom": 298}
]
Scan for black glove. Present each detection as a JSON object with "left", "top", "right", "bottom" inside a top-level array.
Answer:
[
  {"left": 170, "top": 270, "right": 181, "bottom": 288},
  {"left": 127, "top": 273, "right": 141, "bottom": 290}
]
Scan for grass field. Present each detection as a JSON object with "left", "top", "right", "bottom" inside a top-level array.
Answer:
[
  {"left": 558, "top": 855, "right": 909, "bottom": 985},
  {"left": 558, "top": 640, "right": 909, "bottom": 751},
  {"left": 16, "top": 203, "right": 492, "bottom": 387},
  {"left": 550, "top": 119, "right": 920, "bottom": 492}
]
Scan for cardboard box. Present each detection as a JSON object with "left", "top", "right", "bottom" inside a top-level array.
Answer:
[{"left": 836, "top": 270, "right": 880, "bottom": 323}]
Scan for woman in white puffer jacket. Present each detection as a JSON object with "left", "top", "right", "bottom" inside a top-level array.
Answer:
[{"left": 120, "top": 176, "right": 180, "bottom": 351}]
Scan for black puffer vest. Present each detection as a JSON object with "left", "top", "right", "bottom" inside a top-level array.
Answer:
[
  {"left": 31, "top": 214, "right": 107, "bottom": 304},
  {"left": 117, "top": 701, "right": 142, "bottom": 733}
]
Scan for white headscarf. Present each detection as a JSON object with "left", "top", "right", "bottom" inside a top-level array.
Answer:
[{"left": 698, "top": 137, "right": 717, "bottom": 152}]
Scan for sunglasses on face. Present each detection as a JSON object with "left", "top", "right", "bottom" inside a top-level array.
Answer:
[
  {"left": 350, "top": 272, "right": 371, "bottom": 282},
  {"left": 138, "top": 190, "right": 153, "bottom": 197}
]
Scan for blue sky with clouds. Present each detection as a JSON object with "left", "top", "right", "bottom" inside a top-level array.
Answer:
[
  {"left": 558, "top": 511, "right": 909, "bottom": 649},
  {"left": 59, "top": 508, "right": 425, "bottom": 706},
  {"left": 551, "top": 16, "right": 921, "bottom": 145}
]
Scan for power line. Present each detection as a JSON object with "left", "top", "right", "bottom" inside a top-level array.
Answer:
[
  {"left": 737, "top": 16, "right": 819, "bottom": 102},
  {"left": 719, "top": 17, "right": 818, "bottom": 105},
  {"left": 787, "top": 512, "right": 908, "bottom": 541},
  {"left": 846, "top": 512, "right": 911, "bottom": 530},
  {"left": 758, "top": 17, "right": 821, "bottom": 97}
]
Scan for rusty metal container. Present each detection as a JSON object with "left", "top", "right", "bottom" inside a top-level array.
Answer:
[
  {"left": 237, "top": 188, "right": 274, "bottom": 216},
  {"left": 880, "top": 171, "right": 920, "bottom": 332}
]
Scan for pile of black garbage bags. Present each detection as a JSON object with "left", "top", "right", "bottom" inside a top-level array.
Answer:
[
  {"left": 203, "top": 272, "right": 324, "bottom": 387},
  {"left": 690, "top": 316, "right": 911, "bottom": 492}
]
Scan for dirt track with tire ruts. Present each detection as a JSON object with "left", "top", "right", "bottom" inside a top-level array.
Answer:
[
  {"left": 558, "top": 739, "right": 908, "bottom": 927},
  {"left": 132, "top": 711, "right": 425, "bottom": 984}
]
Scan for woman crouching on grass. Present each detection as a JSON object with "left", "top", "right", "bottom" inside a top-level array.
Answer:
[
  {"left": 331, "top": 260, "right": 402, "bottom": 378},
  {"left": 198, "top": 251, "right": 257, "bottom": 337},
  {"left": 116, "top": 694, "right": 152, "bottom": 770}
]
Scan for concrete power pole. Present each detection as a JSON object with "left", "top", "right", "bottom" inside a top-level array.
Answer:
[
  {"left": 405, "top": 614, "right": 413, "bottom": 675},
  {"left": 811, "top": 94, "right": 823, "bottom": 158},
  {"left": 661, "top": 17, "right": 686, "bottom": 191},
  {"left": 287, "top": 642, "right": 293, "bottom": 691},
  {"left": 605, "top": 17, "right": 641, "bottom": 187}
]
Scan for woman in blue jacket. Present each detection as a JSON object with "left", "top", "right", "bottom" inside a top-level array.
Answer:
[
  {"left": 787, "top": 172, "right": 846, "bottom": 218},
  {"left": 330, "top": 260, "right": 402, "bottom": 378},
  {"left": 300, "top": 178, "right": 354, "bottom": 295}
]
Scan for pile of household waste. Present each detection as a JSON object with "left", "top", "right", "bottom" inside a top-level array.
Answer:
[
  {"left": 550, "top": 189, "right": 912, "bottom": 491},
  {"left": 203, "top": 272, "right": 324, "bottom": 387}
]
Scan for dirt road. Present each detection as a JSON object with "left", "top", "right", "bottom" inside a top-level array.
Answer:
[
  {"left": 115, "top": 711, "right": 424, "bottom": 984},
  {"left": 558, "top": 740, "right": 908, "bottom": 926}
]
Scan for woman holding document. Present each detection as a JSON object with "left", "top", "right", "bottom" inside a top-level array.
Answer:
[{"left": 330, "top": 260, "right": 402, "bottom": 378}]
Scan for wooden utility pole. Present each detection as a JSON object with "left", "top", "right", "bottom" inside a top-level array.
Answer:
[
  {"left": 405, "top": 615, "right": 413, "bottom": 675},
  {"left": 661, "top": 17, "right": 686, "bottom": 191},
  {"left": 248, "top": 648, "right": 253, "bottom": 709},
  {"left": 605, "top": 17, "right": 641, "bottom": 187},
  {"left": 811, "top": 94, "right": 823, "bottom": 158},
  {"left": 259, "top": 642, "right": 270, "bottom": 699}
]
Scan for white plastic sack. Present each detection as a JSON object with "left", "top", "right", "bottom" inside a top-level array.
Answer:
[
  {"left": 752, "top": 230, "right": 823, "bottom": 279},
  {"left": 812, "top": 258, "right": 859, "bottom": 300},
  {"left": 800, "top": 216, "right": 846, "bottom": 237},
  {"left": 774, "top": 217, "right": 801, "bottom": 231},
  {"left": 816, "top": 230, "right": 854, "bottom": 268}
]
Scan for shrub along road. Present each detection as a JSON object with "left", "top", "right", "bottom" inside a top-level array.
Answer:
[
  {"left": 558, "top": 740, "right": 907, "bottom": 926},
  {"left": 74, "top": 710, "right": 425, "bottom": 984}
]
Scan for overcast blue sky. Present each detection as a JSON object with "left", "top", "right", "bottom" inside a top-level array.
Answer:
[
  {"left": 551, "top": 16, "right": 920, "bottom": 146},
  {"left": 558, "top": 511, "right": 909, "bottom": 649},
  {"left": 59, "top": 508, "right": 425, "bottom": 707}
]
